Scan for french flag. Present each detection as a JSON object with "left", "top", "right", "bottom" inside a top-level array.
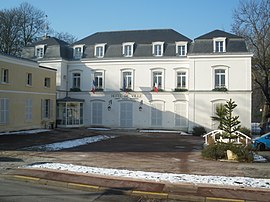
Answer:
[
  {"left": 91, "top": 80, "right": 96, "bottom": 94},
  {"left": 154, "top": 82, "right": 158, "bottom": 92}
]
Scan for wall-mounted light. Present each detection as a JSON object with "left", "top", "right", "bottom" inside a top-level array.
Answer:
[
  {"left": 139, "top": 100, "right": 143, "bottom": 111},
  {"left": 108, "top": 99, "right": 112, "bottom": 111}
]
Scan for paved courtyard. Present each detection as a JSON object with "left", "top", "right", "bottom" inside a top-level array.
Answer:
[{"left": 0, "top": 128, "right": 270, "bottom": 179}]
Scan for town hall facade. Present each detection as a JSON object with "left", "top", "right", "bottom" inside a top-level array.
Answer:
[{"left": 21, "top": 29, "right": 252, "bottom": 132}]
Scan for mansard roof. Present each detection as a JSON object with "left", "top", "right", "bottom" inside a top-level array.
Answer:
[
  {"left": 195, "top": 29, "right": 241, "bottom": 40},
  {"left": 190, "top": 29, "right": 248, "bottom": 53},
  {"left": 29, "top": 37, "right": 69, "bottom": 47},
  {"left": 73, "top": 29, "right": 192, "bottom": 45}
]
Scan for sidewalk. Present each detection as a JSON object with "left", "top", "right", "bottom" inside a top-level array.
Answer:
[{"left": 5, "top": 167, "right": 270, "bottom": 202}]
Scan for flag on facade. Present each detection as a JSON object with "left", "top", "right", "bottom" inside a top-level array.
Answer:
[
  {"left": 154, "top": 82, "right": 158, "bottom": 92},
  {"left": 91, "top": 80, "right": 96, "bottom": 94}
]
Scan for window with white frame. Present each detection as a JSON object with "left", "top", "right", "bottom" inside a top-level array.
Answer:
[
  {"left": 35, "top": 45, "right": 45, "bottom": 58},
  {"left": 122, "top": 42, "right": 134, "bottom": 57},
  {"left": 1, "top": 68, "right": 9, "bottom": 83},
  {"left": 95, "top": 43, "right": 106, "bottom": 58},
  {"left": 152, "top": 69, "right": 164, "bottom": 90},
  {"left": 213, "top": 37, "right": 226, "bottom": 52},
  {"left": 92, "top": 101, "right": 103, "bottom": 125},
  {"left": 25, "top": 99, "right": 32, "bottom": 121},
  {"left": 27, "top": 73, "right": 32, "bottom": 86},
  {"left": 175, "top": 41, "right": 188, "bottom": 56},
  {"left": 94, "top": 71, "right": 104, "bottom": 89},
  {"left": 175, "top": 101, "right": 188, "bottom": 127},
  {"left": 0, "top": 98, "right": 8, "bottom": 124},
  {"left": 73, "top": 45, "right": 84, "bottom": 59},
  {"left": 44, "top": 77, "right": 51, "bottom": 88},
  {"left": 176, "top": 71, "right": 187, "bottom": 89},
  {"left": 152, "top": 42, "right": 164, "bottom": 56},
  {"left": 151, "top": 101, "right": 163, "bottom": 126},
  {"left": 72, "top": 73, "right": 81, "bottom": 89},
  {"left": 214, "top": 69, "right": 226, "bottom": 88},
  {"left": 122, "top": 71, "right": 133, "bottom": 91}
]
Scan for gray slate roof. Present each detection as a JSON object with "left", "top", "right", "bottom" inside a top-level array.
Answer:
[
  {"left": 73, "top": 29, "right": 192, "bottom": 45},
  {"left": 190, "top": 29, "right": 248, "bottom": 53},
  {"left": 21, "top": 37, "right": 72, "bottom": 60},
  {"left": 20, "top": 29, "right": 249, "bottom": 61}
]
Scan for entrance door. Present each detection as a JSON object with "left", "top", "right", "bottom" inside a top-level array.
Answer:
[{"left": 120, "top": 102, "right": 133, "bottom": 128}]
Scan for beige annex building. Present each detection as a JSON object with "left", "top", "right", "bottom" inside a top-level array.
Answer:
[{"left": 0, "top": 53, "right": 56, "bottom": 132}]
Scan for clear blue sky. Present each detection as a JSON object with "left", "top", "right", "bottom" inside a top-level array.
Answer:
[{"left": 0, "top": 0, "right": 240, "bottom": 40}]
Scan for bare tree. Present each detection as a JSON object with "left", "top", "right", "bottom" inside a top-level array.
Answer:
[
  {"left": 53, "top": 31, "right": 77, "bottom": 44},
  {"left": 232, "top": 0, "right": 270, "bottom": 133},
  {"left": 0, "top": 3, "right": 47, "bottom": 55}
]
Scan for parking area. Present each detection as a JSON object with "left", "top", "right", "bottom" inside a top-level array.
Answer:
[{"left": 0, "top": 128, "right": 270, "bottom": 178}]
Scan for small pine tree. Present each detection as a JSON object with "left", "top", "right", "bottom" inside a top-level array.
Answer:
[
  {"left": 221, "top": 99, "right": 241, "bottom": 141},
  {"left": 211, "top": 104, "right": 227, "bottom": 129}
]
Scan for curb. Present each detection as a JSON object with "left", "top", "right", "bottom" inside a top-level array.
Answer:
[{"left": 4, "top": 169, "right": 270, "bottom": 202}]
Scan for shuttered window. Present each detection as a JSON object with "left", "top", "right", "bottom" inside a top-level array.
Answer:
[{"left": 0, "top": 98, "right": 8, "bottom": 124}]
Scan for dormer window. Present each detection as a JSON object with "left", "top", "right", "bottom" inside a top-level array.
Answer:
[
  {"left": 152, "top": 42, "right": 164, "bottom": 56},
  {"left": 35, "top": 45, "right": 45, "bottom": 58},
  {"left": 122, "top": 42, "right": 134, "bottom": 57},
  {"left": 73, "top": 45, "right": 84, "bottom": 59},
  {"left": 95, "top": 43, "right": 106, "bottom": 58},
  {"left": 176, "top": 41, "right": 188, "bottom": 56},
  {"left": 213, "top": 37, "right": 226, "bottom": 52}
]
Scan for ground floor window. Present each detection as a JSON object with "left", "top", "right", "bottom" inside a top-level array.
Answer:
[
  {"left": 151, "top": 102, "right": 163, "bottom": 126},
  {"left": 175, "top": 101, "right": 188, "bottom": 127},
  {"left": 92, "top": 102, "right": 103, "bottom": 125},
  {"left": 120, "top": 102, "right": 133, "bottom": 127},
  {"left": 25, "top": 99, "right": 32, "bottom": 122},
  {"left": 0, "top": 98, "right": 8, "bottom": 124}
]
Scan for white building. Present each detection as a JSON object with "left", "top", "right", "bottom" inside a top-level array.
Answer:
[{"left": 21, "top": 29, "right": 252, "bottom": 132}]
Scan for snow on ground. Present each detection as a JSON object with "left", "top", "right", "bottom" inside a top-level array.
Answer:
[
  {"left": 25, "top": 162, "right": 270, "bottom": 189},
  {"left": 23, "top": 135, "right": 117, "bottom": 151},
  {"left": 139, "top": 130, "right": 191, "bottom": 135},
  {"left": 0, "top": 129, "right": 50, "bottom": 136},
  {"left": 253, "top": 153, "right": 268, "bottom": 162},
  {"left": 87, "top": 128, "right": 111, "bottom": 131}
]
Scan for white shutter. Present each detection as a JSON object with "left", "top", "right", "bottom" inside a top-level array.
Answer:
[{"left": 175, "top": 102, "right": 188, "bottom": 127}]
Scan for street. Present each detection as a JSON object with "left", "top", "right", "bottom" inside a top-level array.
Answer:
[{"left": 0, "top": 177, "right": 139, "bottom": 202}]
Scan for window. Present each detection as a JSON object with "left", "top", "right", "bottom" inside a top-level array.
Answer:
[
  {"left": 152, "top": 42, "right": 164, "bottom": 56},
  {"left": 95, "top": 43, "right": 106, "bottom": 58},
  {"left": 176, "top": 41, "right": 188, "bottom": 56},
  {"left": 122, "top": 71, "right": 133, "bottom": 91},
  {"left": 27, "top": 73, "right": 32, "bottom": 86},
  {"left": 92, "top": 102, "right": 103, "bottom": 125},
  {"left": 122, "top": 42, "right": 134, "bottom": 57},
  {"left": 0, "top": 98, "right": 8, "bottom": 124},
  {"left": 1, "top": 68, "right": 9, "bottom": 83},
  {"left": 214, "top": 69, "right": 226, "bottom": 88},
  {"left": 73, "top": 45, "right": 84, "bottom": 59},
  {"left": 175, "top": 101, "right": 188, "bottom": 127},
  {"left": 176, "top": 71, "right": 187, "bottom": 89},
  {"left": 42, "top": 99, "right": 53, "bottom": 119},
  {"left": 152, "top": 71, "right": 163, "bottom": 90},
  {"left": 35, "top": 45, "right": 45, "bottom": 58},
  {"left": 72, "top": 73, "right": 81, "bottom": 89},
  {"left": 213, "top": 37, "right": 226, "bottom": 52},
  {"left": 94, "top": 72, "right": 103, "bottom": 89},
  {"left": 25, "top": 99, "right": 32, "bottom": 121},
  {"left": 44, "top": 77, "right": 51, "bottom": 88},
  {"left": 151, "top": 102, "right": 163, "bottom": 126}
]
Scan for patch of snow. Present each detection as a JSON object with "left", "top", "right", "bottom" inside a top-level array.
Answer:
[
  {"left": 87, "top": 128, "right": 111, "bottom": 131},
  {"left": 139, "top": 130, "right": 181, "bottom": 134},
  {"left": 0, "top": 129, "right": 50, "bottom": 136},
  {"left": 253, "top": 154, "right": 268, "bottom": 163},
  {"left": 25, "top": 162, "right": 270, "bottom": 189},
  {"left": 23, "top": 135, "right": 117, "bottom": 151}
]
